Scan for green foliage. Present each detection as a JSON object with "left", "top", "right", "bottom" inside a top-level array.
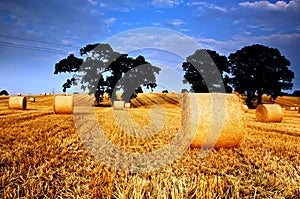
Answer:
[
  {"left": 229, "top": 44, "right": 294, "bottom": 107},
  {"left": 182, "top": 49, "right": 232, "bottom": 93},
  {"left": 54, "top": 43, "right": 160, "bottom": 102},
  {"left": 0, "top": 90, "right": 9, "bottom": 95}
]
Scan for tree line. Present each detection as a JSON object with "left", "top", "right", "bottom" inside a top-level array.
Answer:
[{"left": 54, "top": 43, "right": 294, "bottom": 108}]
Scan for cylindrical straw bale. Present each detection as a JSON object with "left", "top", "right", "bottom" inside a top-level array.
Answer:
[
  {"left": 9, "top": 96, "right": 27, "bottom": 110},
  {"left": 29, "top": 97, "right": 35, "bottom": 102},
  {"left": 182, "top": 93, "right": 245, "bottom": 149},
  {"left": 113, "top": 100, "right": 125, "bottom": 110},
  {"left": 125, "top": 103, "right": 131, "bottom": 108},
  {"left": 243, "top": 104, "right": 249, "bottom": 113},
  {"left": 255, "top": 104, "right": 283, "bottom": 122},
  {"left": 17, "top": 93, "right": 22, "bottom": 96},
  {"left": 289, "top": 107, "right": 296, "bottom": 111},
  {"left": 54, "top": 96, "right": 73, "bottom": 114}
]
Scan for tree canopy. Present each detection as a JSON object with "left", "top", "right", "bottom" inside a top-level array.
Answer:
[
  {"left": 182, "top": 49, "right": 232, "bottom": 93},
  {"left": 228, "top": 44, "right": 294, "bottom": 107},
  {"left": 0, "top": 90, "right": 9, "bottom": 96},
  {"left": 54, "top": 43, "right": 160, "bottom": 103}
]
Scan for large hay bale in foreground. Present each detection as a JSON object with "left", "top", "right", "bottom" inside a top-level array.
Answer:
[
  {"left": 182, "top": 93, "right": 245, "bottom": 148},
  {"left": 9, "top": 96, "right": 27, "bottom": 110},
  {"left": 29, "top": 97, "right": 35, "bottom": 102},
  {"left": 255, "top": 104, "right": 283, "bottom": 123},
  {"left": 113, "top": 101, "right": 125, "bottom": 110},
  {"left": 54, "top": 96, "right": 73, "bottom": 114}
]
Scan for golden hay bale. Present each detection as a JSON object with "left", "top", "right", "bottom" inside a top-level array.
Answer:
[
  {"left": 54, "top": 96, "right": 73, "bottom": 114},
  {"left": 243, "top": 104, "right": 249, "bottom": 113},
  {"left": 113, "top": 100, "right": 125, "bottom": 110},
  {"left": 17, "top": 93, "right": 22, "bottom": 96},
  {"left": 124, "top": 102, "right": 131, "bottom": 108},
  {"left": 289, "top": 107, "right": 296, "bottom": 111},
  {"left": 29, "top": 97, "right": 35, "bottom": 102},
  {"left": 182, "top": 93, "right": 245, "bottom": 149},
  {"left": 9, "top": 96, "right": 27, "bottom": 110},
  {"left": 255, "top": 104, "right": 283, "bottom": 123}
]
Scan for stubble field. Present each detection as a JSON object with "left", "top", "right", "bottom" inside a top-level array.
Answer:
[{"left": 0, "top": 93, "right": 300, "bottom": 198}]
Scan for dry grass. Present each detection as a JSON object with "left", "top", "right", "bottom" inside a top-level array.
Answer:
[{"left": 0, "top": 94, "right": 300, "bottom": 198}]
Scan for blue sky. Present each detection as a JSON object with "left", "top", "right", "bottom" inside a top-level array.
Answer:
[{"left": 0, "top": 0, "right": 299, "bottom": 94}]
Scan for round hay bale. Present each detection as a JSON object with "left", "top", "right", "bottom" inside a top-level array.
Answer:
[
  {"left": 289, "top": 107, "right": 296, "bottom": 111},
  {"left": 17, "top": 93, "right": 22, "bottom": 96},
  {"left": 243, "top": 104, "right": 249, "bottom": 113},
  {"left": 9, "top": 96, "right": 27, "bottom": 110},
  {"left": 54, "top": 96, "right": 73, "bottom": 114},
  {"left": 113, "top": 101, "right": 125, "bottom": 110},
  {"left": 255, "top": 104, "right": 283, "bottom": 123},
  {"left": 29, "top": 97, "right": 35, "bottom": 102},
  {"left": 182, "top": 93, "right": 245, "bottom": 149},
  {"left": 124, "top": 102, "right": 131, "bottom": 108}
]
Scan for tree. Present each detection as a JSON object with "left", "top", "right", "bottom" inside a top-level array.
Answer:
[
  {"left": 54, "top": 43, "right": 160, "bottom": 103},
  {"left": 228, "top": 44, "right": 294, "bottom": 107},
  {"left": 182, "top": 49, "right": 232, "bottom": 93},
  {"left": 0, "top": 90, "right": 9, "bottom": 95}
]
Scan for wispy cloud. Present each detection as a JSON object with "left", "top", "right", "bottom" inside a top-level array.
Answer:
[
  {"left": 151, "top": 0, "right": 182, "bottom": 8},
  {"left": 187, "top": 1, "right": 227, "bottom": 12},
  {"left": 105, "top": 17, "right": 117, "bottom": 24},
  {"left": 239, "top": 0, "right": 300, "bottom": 11},
  {"left": 169, "top": 19, "right": 184, "bottom": 26}
]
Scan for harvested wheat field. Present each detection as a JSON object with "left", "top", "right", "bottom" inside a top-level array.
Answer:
[{"left": 1, "top": 93, "right": 300, "bottom": 198}]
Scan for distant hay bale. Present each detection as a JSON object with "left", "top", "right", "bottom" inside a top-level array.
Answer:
[
  {"left": 9, "top": 96, "right": 27, "bottom": 110},
  {"left": 113, "top": 101, "right": 125, "bottom": 110},
  {"left": 29, "top": 97, "right": 35, "bottom": 102},
  {"left": 182, "top": 93, "right": 245, "bottom": 149},
  {"left": 255, "top": 104, "right": 283, "bottom": 123},
  {"left": 243, "top": 104, "right": 249, "bottom": 113},
  {"left": 289, "top": 107, "right": 296, "bottom": 111},
  {"left": 17, "top": 93, "right": 22, "bottom": 96},
  {"left": 41, "top": 92, "right": 46, "bottom": 95},
  {"left": 54, "top": 96, "right": 73, "bottom": 114},
  {"left": 124, "top": 103, "right": 131, "bottom": 108}
]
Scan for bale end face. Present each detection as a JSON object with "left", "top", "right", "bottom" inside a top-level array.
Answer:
[
  {"left": 29, "top": 97, "right": 35, "bottom": 102},
  {"left": 255, "top": 104, "right": 283, "bottom": 123},
  {"left": 9, "top": 96, "right": 27, "bottom": 110},
  {"left": 54, "top": 96, "right": 73, "bottom": 114}
]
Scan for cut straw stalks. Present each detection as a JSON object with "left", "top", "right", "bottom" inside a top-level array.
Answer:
[
  {"left": 113, "top": 100, "right": 125, "bottom": 110},
  {"left": 255, "top": 104, "right": 283, "bottom": 123},
  {"left": 54, "top": 96, "right": 73, "bottom": 114},
  {"left": 182, "top": 93, "right": 245, "bottom": 149},
  {"left": 9, "top": 96, "right": 27, "bottom": 110},
  {"left": 243, "top": 104, "right": 249, "bottom": 113}
]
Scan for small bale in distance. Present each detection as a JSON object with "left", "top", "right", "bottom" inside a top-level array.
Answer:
[
  {"left": 182, "top": 93, "right": 245, "bottom": 149},
  {"left": 29, "top": 97, "right": 35, "bottom": 102},
  {"left": 113, "top": 101, "right": 125, "bottom": 110},
  {"left": 9, "top": 96, "right": 27, "bottom": 110},
  {"left": 54, "top": 96, "right": 73, "bottom": 114},
  {"left": 243, "top": 104, "right": 249, "bottom": 113},
  {"left": 289, "top": 107, "right": 296, "bottom": 111},
  {"left": 17, "top": 93, "right": 22, "bottom": 96},
  {"left": 124, "top": 103, "right": 131, "bottom": 109},
  {"left": 256, "top": 104, "right": 283, "bottom": 123}
]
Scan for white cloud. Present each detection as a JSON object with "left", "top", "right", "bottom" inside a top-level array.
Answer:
[
  {"left": 187, "top": 1, "right": 227, "bottom": 12},
  {"left": 151, "top": 0, "right": 182, "bottom": 8},
  {"left": 170, "top": 19, "right": 184, "bottom": 26},
  {"left": 239, "top": 0, "right": 300, "bottom": 11},
  {"left": 105, "top": 17, "right": 117, "bottom": 24},
  {"left": 87, "top": 0, "right": 97, "bottom": 6}
]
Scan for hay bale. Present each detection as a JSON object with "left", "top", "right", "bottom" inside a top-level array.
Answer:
[
  {"left": 289, "top": 107, "right": 296, "bottom": 111},
  {"left": 9, "top": 96, "right": 27, "bottom": 110},
  {"left": 17, "top": 93, "right": 22, "bottom": 96},
  {"left": 182, "top": 93, "right": 245, "bottom": 148},
  {"left": 125, "top": 103, "right": 131, "bottom": 108},
  {"left": 255, "top": 104, "right": 283, "bottom": 123},
  {"left": 54, "top": 96, "right": 73, "bottom": 114},
  {"left": 243, "top": 104, "right": 249, "bottom": 113},
  {"left": 29, "top": 97, "right": 35, "bottom": 102},
  {"left": 113, "top": 100, "right": 125, "bottom": 110}
]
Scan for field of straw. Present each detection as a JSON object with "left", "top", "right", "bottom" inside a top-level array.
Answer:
[{"left": 1, "top": 93, "right": 300, "bottom": 198}]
